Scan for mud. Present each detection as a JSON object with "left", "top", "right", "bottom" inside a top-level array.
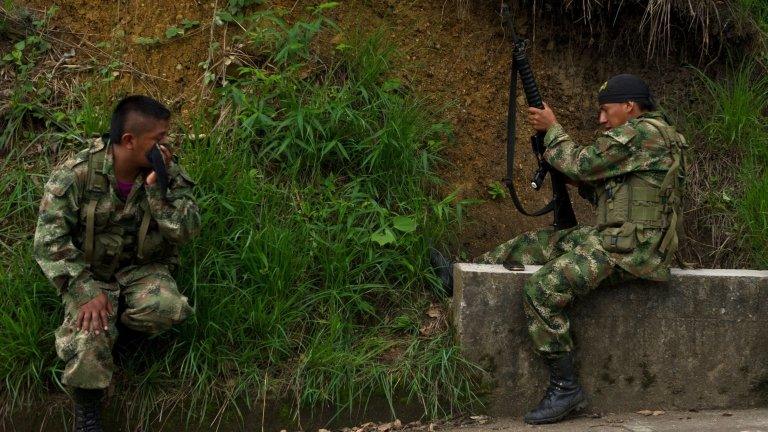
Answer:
[{"left": 4, "top": 396, "right": 428, "bottom": 432}]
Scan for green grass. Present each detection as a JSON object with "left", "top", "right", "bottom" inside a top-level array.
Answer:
[
  {"left": 690, "top": 61, "right": 768, "bottom": 267},
  {"left": 735, "top": 0, "right": 768, "bottom": 35},
  {"left": 0, "top": 5, "right": 482, "bottom": 428}
]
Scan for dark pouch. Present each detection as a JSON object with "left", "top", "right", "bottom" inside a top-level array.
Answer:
[{"left": 91, "top": 232, "right": 125, "bottom": 279}]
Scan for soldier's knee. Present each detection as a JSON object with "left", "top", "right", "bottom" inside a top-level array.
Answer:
[
  {"left": 55, "top": 326, "right": 115, "bottom": 388},
  {"left": 121, "top": 292, "right": 193, "bottom": 335}
]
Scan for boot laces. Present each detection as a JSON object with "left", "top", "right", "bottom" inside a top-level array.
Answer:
[
  {"left": 539, "top": 377, "right": 571, "bottom": 404},
  {"left": 75, "top": 402, "right": 101, "bottom": 432}
]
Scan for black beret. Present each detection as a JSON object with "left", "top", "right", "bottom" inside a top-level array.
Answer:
[{"left": 597, "top": 74, "right": 654, "bottom": 105}]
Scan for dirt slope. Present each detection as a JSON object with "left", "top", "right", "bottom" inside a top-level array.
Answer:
[
  {"left": 23, "top": 0, "right": 696, "bottom": 258},
  {"left": 330, "top": 1, "right": 694, "bottom": 257}
]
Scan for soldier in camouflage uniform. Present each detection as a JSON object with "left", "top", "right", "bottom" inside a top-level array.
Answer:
[
  {"left": 477, "top": 75, "right": 687, "bottom": 424},
  {"left": 34, "top": 95, "right": 200, "bottom": 432}
]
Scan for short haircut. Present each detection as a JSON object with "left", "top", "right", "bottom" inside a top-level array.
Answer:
[{"left": 109, "top": 95, "right": 171, "bottom": 145}]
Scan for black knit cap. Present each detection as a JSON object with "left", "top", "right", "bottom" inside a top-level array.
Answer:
[{"left": 597, "top": 74, "right": 654, "bottom": 105}]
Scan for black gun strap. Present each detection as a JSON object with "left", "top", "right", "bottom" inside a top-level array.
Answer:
[{"left": 504, "top": 57, "right": 554, "bottom": 218}]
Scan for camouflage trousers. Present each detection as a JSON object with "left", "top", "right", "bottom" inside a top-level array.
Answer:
[
  {"left": 476, "top": 226, "right": 633, "bottom": 358},
  {"left": 55, "top": 263, "right": 193, "bottom": 389}
]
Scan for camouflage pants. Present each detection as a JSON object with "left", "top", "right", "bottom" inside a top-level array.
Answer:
[
  {"left": 55, "top": 263, "right": 193, "bottom": 389},
  {"left": 477, "top": 226, "right": 633, "bottom": 358}
]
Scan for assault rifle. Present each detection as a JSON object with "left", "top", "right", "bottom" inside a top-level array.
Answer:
[{"left": 500, "top": 3, "right": 577, "bottom": 230}]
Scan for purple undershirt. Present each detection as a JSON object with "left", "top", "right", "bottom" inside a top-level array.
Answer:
[{"left": 116, "top": 179, "right": 134, "bottom": 200}]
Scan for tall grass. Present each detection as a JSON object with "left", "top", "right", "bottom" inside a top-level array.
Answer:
[
  {"left": 690, "top": 62, "right": 768, "bottom": 267},
  {"left": 735, "top": 0, "right": 768, "bottom": 35},
  {"left": 0, "top": 5, "right": 482, "bottom": 428}
]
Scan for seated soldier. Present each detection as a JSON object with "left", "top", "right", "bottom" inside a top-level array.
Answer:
[
  {"left": 434, "top": 74, "right": 687, "bottom": 424},
  {"left": 34, "top": 95, "right": 200, "bottom": 432}
]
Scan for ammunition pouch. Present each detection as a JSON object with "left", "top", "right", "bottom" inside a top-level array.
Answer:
[
  {"left": 597, "top": 176, "right": 665, "bottom": 230},
  {"left": 596, "top": 117, "right": 687, "bottom": 257},
  {"left": 90, "top": 231, "right": 125, "bottom": 279},
  {"left": 601, "top": 223, "right": 638, "bottom": 253}
]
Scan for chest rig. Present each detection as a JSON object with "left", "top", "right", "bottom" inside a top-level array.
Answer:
[
  {"left": 82, "top": 140, "right": 153, "bottom": 272},
  {"left": 596, "top": 118, "right": 687, "bottom": 255}
]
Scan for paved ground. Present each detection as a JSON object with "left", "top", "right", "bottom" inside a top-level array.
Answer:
[{"left": 441, "top": 409, "right": 768, "bottom": 432}]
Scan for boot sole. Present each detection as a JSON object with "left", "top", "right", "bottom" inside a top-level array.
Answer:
[{"left": 523, "top": 396, "right": 589, "bottom": 425}]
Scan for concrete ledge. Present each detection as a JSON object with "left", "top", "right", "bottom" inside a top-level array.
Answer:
[{"left": 452, "top": 264, "right": 768, "bottom": 415}]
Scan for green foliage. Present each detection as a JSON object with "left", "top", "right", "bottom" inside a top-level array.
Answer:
[
  {"left": 133, "top": 35, "right": 160, "bottom": 45},
  {"left": 182, "top": 18, "right": 200, "bottom": 30},
  {"left": 230, "top": 5, "right": 338, "bottom": 66},
  {"left": 735, "top": 0, "right": 768, "bottom": 34},
  {"left": 134, "top": 20, "right": 201, "bottom": 44},
  {"left": 692, "top": 61, "right": 768, "bottom": 267},
  {"left": 227, "top": 0, "right": 265, "bottom": 16},
  {"left": 693, "top": 63, "right": 768, "bottom": 153},
  {"left": 165, "top": 20, "right": 199, "bottom": 39},
  {"left": 0, "top": 8, "right": 61, "bottom": 155},
  {"left": 0, "top": 6, "right": 482, "bottom": 427},
  {"left": 165, "top": 26, "right": 183, "bottom": 39},
  {"left": 487, "top": 181, "right": 507, "bottom": 201}
]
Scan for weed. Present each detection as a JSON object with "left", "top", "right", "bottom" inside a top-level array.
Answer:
[
  {"left": 684, "top": 61, "right": 768, "bottom": 267},
  {"left": 0, "top": 5, "right": 483, "bottom": 428},
  {"left": 487, "top": 182, "right": 507, "bottom": 201}
]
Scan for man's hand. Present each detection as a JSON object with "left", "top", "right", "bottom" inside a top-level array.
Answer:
[
  {"left": 527, "top": 103, "right": 558, "bottom": 132},
  {"left": 77, "top": 291, "right": 113, "bottom": 335},
  {"left": 145, "top": 144, "right": 172, "bottom": 186}
]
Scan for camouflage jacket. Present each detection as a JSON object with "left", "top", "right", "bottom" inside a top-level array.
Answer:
[
  {"left": 543, "top": 111, "right": 687, "bottom": 281},
  {"left": 34, "top": 138, "right": 201, "bottom": 305}
]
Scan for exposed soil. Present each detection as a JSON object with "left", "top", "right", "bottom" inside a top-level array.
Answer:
[
  {"left": 22, "top": 0, "right": 699, "bottom": 259},
  {"left": 331, "top": 1, "right": 695, "bottom": 258}
]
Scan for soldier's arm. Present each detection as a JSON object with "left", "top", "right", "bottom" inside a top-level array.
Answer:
[
  {"left": 33, "top": 168, "right": 111, "bottom": 305},
  {"left": 145, "top": 161, "right": 201, "bottom": 244},
  {"left": 541, "top": 123, "right": 637, "bottom": 182}
]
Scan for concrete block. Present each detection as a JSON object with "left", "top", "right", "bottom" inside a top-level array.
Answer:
[{"left": 452, "top": 264, "right": 768, "bottom": 415}]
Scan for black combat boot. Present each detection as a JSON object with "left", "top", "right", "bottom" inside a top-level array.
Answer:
[
  {"left": 429, "top": 247, "right": 454, "bottom": 296},
  {"left": 523, "top": 352, "right": 587, "bottom": 424},
  {"left": 73, "top": 388, "right": 104, "bottom": 432}
]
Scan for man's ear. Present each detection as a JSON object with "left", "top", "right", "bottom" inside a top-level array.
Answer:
[{"left": 121, "top": 132, "right": 135, "bottom": 149}]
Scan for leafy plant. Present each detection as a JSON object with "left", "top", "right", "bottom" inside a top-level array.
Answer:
[
  {"left": 487, "top": 181, "right": 507, "bottom": 200},
  {"left": 687, "top": 61, "right": 768, "bottom": 267},
  {"left": 226, "top": 0, "right": 265, "bottom": 16},
  {"left": 133, "top": 36, "right": 160, "bottom": 45}
]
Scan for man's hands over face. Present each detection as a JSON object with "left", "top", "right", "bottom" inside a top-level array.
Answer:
[
  {"left": 527, "top": 103, "right": 558, "bottom": 132},
  {"left": 77, "top": 291, "right": 113, "bottom": 335},
  {"left": 145, "top": 144, "right": 172, "bottom": 186}
]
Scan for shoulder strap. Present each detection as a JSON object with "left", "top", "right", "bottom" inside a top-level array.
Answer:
[
  {"left": 137, "top": 200, "right": 151, "bottom": 260},
  {"left": 639, "top": 118, "right": 687, "bottom": 254},
  {"left": 83, "top": 140, "right": 109, "bottom": 265}
]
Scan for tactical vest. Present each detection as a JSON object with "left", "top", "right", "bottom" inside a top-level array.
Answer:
[
  {"left": 596, "top": 118, "right": 687, "bottom": 258},
  {"left": 82, "top": 140, "right": 153, "bottom": 274}
]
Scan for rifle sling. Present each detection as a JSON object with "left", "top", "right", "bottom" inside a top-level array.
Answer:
[{"left": 504, "top": 56, "right": 555, "bottom": 218}]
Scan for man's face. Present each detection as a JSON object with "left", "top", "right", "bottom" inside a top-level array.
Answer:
[
  {"left": 598, "top": 102, "right": 633, "bottom": 130},
  {"left": 121, "top": 115, "right": 170, "bottom": 168}
]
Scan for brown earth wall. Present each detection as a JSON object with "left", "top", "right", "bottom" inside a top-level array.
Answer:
[{"left": 22, "top": 0, "right": 697, "bottom": 258}]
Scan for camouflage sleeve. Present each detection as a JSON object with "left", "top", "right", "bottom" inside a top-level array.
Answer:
[
  {"left": 145, "top": 161, "right": 201, "bottom": 244},
  {"left": 542, "top": 123, "right": 637, "bottom": 182},
  {"left": 33, "top": 168, "right": 110, "bottom": 305}
]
